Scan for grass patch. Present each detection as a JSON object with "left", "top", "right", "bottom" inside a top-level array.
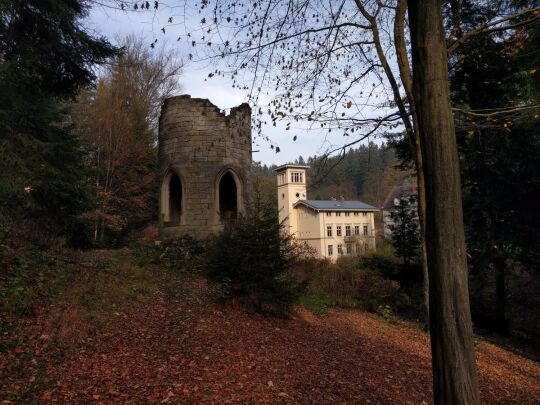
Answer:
[
  {"left": 298, "top": 294, "right": 336, "bottom": 316},
  {"left": 0, "top": 248, "right": 71, "bottom": 344},
  {"left": 44, "top": 250, "right": 162, "bottom": 350}
]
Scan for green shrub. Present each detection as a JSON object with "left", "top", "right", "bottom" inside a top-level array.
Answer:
[
  {"left": 360, "top": 244, "right": 423, "bottom": 289},
  {"left": 377, "top": 304, "right": 393, "bottom": 320},
  {"left": 292, "top": 254, "right": 408, "bottom": 315},
  {"left": 355, "top": 269, "right": 402, "bottom": 312},
  {"left": 144, "top": 235, "right": 205, "bottom": 272},
  {"left": 205, "top": 193, "right": 305, "bottom": 317},
  {"left": 298, "top": 293, "right": 335, "bottom": 316},
  {"left": 360, "top": 244, "right": 401, "bottom": 279},
  {"left": 0, "top": 246, "right": 70, "bottom": 341}
]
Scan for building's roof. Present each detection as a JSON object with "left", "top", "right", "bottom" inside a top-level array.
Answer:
[
  {"left": 381, "top": 184, "right": 417, "bottom": 210},
  {"left": 274, "top": 164, "right": 310, "bottom": 172},
  {"left": 294, "top": 199, "right": 378, "bottom": 212}
]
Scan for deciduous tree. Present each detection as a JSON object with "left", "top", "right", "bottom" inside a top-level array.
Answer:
[{"left": 72, "top": 36, "right": 183, "bottom": 244}]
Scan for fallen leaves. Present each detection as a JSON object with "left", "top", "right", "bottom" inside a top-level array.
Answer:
[{"left": 1, "top": 250, "right": 539, "bottom": 404}]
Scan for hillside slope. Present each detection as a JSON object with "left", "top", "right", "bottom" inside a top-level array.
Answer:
[{"left": 1, "top": 250, "right": 538, "bottom": 404}]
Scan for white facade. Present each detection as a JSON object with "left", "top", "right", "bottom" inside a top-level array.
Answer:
[
  {"left": 381, "top": 185, "right": 419, "bottom": 240},
  {"left": 276, "top": 165, "right": 378, "bottom": 261},
  {"left": 276, "top": 166, "right": 308, "bottom": 235}
]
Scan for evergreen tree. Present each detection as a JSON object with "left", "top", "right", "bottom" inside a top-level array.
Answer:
[
  {"left": 389, "top": 194, "right": 420, "bottom": 267},
  {"left": 0, "top": 0, "right": 117, "bottom": 246},
  {"left": 449, "top": 0, "right": 540, "bottom": 334},
  {"left": 206, "top": 183, "right": 305, "bottom": 316}
]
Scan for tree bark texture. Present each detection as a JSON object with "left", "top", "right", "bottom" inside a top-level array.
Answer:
[
  {"left": 407, "top": 1, "right": 481, "bottom": 404},
  {"left": 394, "top": 0, "right": 430, "bottom": 328}
]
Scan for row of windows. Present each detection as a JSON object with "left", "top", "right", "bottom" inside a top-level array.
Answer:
[
  {"left": 277, "top": 171, "right": 305, "bottom": 185},
  {"left": 326, "top": 224, "right": 369, "bottom": 237},
  {"left": 325, "top": 211, "right": 368, "bottom": 217},
  {"left": 328, "top": 244, "right": 353, "bottom": 256},
  {"left": 291, "top": 171, "right": 303, "bottom": 183}
]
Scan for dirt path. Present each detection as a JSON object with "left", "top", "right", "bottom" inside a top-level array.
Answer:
[{"left": 2, "top": 253, "right": 539, "bottom": 404}]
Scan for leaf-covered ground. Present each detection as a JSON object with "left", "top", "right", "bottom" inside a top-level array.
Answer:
[{"left": 1, "top": 250, "right": 539, "bottom": 404}]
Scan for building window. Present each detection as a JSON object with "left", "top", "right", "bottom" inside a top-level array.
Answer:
[
  {"left": 337, "top": 244, "right": 343, "bottom": 255},
  {"left": 345, "top": 225, "right": 351, "bottom": 236},
  {"left": 336, "top": 225, "right": 342, "bottom": 236},
  {"left": 336, "top": 212, "right": 341, "bottom": 217},
  {"left": 363, "top": 225, "right": 369, "bottom": 236},
  {"left": 354, "top": 212, "right": 359, "bottom": 217},
  {"left": 326, "top": 212, "right": 331, "bottom": 217},
  {"left": 345, "top": 212, "right": 350, "bottom": 217},
  {"left": 354, "top": 225, "right": 360, "bottom": 236},
  {"left": 327, "top": 226, "right": 332, "bottom": 237},
  {"left": 328, "top": 245, "right": 333, "bottom": 256},
  {"left": 291, "top": 172, "right": 303, "bottom": 183},
  {"left": 346, "top": 245, "right": 351, "bottom": 255},
  {"left": 363, "top": 212, "right": 367, "bottom": 216}
]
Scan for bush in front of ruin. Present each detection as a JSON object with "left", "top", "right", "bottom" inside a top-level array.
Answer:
[{"left": 205, "top": 191, "right": 305, "bottom": 317}]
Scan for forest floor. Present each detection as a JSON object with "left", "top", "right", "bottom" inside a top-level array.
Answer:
[{"left": 1, "top": 249, "right": 539, "bottom": 404}]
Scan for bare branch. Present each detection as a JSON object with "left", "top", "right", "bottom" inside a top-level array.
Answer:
[
  {"left": 452, "top": 103, "right": 540, "bottom": 117},
  {"left": 448, "top": 7, "right": 540, "bottom": 55}
]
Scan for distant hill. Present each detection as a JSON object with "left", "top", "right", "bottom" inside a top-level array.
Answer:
[{"left": 255, "top": 142, "right": 415, "bottom": 208}]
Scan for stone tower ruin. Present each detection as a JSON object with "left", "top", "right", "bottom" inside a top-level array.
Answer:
[{"left": 158, "top": 95, "right": 252, "bottom": 238}]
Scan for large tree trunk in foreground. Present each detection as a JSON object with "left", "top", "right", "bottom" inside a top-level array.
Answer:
[
  {"left": 408, "top": 1, "right": 480, "bottom": 404},
  {"left": 394, "top": 0, "right": 429, "bottom": 328}
]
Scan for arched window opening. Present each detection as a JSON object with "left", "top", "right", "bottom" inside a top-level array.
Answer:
[
  {"left": 219, "top": 171, "right": 237, "bottom": 221},
  {"left": 168, "top": 173, "right": 182, "bottom": 225}
]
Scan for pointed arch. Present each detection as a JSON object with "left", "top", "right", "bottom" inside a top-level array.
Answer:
[
  {"left": 161, "top": 169, "right": 184, "bottom": 226},
  {"left": 215, "top": 168, "right": 244, "bottom": 222}
]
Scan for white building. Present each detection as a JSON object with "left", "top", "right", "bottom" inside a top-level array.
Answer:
[
  {"left": 275, "top": 165, "right": 378, "bottom": 260},
  {"left": 381, "top": 184, "right": 419, "bottom": 239}
]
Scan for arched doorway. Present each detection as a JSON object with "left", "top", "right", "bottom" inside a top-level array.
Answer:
[
  {"left": 219, "top": 171, "right": 238, "bottom": 221},
  {"left": 162, "top": 171, "right": 182, "bottom": 226},
  {"left": 168, "top": 173, "right": 182, "bottom": 224}
]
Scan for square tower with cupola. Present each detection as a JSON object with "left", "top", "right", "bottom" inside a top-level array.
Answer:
[{"left": 275, "top": 165, "right": 309, "bottom": 234}]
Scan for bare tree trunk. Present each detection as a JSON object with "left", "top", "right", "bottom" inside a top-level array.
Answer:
[
  {"left": 394, "top": 0, "right": 429, "bottom": 328},
  {"left": 408, "top": 1, "right": 480, "bottom": 404}
]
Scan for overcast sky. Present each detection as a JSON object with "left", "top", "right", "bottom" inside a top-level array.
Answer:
[{"left": 86, "top": 3, "right": 378, "bottom": 165}]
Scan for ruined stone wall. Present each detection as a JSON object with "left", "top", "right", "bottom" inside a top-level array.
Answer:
[{"left": 158, "top": 95, "right": 252, "bottom": 238}]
